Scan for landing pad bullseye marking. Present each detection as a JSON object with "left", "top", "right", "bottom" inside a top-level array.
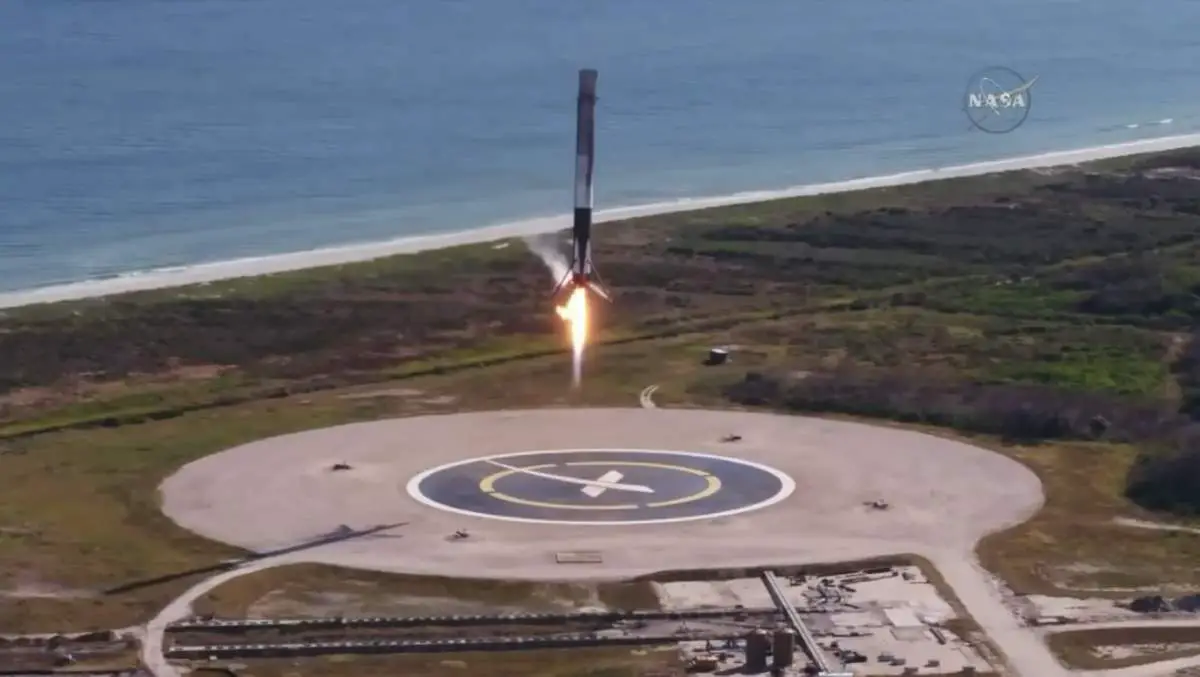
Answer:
[
  {"left": 479, "top": 461, "right": 720, "bottom": 510},
  {"left": 482, "top": 459, "right": 655, "bottom": 494},
  {"left": 581, "top": 470, "right": 624, "bottom": 498},
  {"left": 406, "top": 448, "right": 794, "bottom": 525}
]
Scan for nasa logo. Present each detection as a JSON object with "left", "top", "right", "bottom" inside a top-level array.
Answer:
[{"left": 962, "top": 66, "right": 1037, "bottom": 134}]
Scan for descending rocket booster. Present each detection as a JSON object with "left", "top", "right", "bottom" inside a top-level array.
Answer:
[{"left": 553, "top": 68, "right": 611, "bottom": 302}]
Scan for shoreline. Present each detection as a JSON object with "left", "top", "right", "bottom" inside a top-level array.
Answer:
[{"left": 2, "top": 132, "right": 1199, "bottom": 311}]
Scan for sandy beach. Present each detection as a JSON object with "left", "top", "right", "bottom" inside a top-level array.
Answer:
[{"left": 3, "top": 132, "right": 1199, "bottom": 311}]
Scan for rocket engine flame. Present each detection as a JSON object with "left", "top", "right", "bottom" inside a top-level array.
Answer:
[{"left": 555, "top": 286, "right": 589, "bottom": 388}]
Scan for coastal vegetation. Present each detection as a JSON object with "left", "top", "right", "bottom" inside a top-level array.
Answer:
[{"left": 2, "top": 146, "right": 1200, "bottom": 636}]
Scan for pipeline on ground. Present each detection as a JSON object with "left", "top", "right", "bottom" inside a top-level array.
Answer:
[
  {"left": 166, "top": 631, "right": 747, "bottom": 659},
  {"left": 166, "top": 606, "right": 779, "bottom": 633}
]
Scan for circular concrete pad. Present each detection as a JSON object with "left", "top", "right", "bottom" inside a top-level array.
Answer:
[
  {"left": 160, "top": 408, "right": 1044, "bottom": 579},
  {"left": 408, "top": 448, "right": 795, "bottom": 525}
]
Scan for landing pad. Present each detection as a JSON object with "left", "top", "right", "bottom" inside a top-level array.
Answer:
[
  {"left": 158, "top": 408, "right": 1044, "bottom": 580},
  {"left": 407, "top": 449, "right": 794, "bottom": 525}
]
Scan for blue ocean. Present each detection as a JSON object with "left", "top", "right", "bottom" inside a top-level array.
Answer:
[{"left": 2, "top": 0, "right": 1199, "bottom": 296}]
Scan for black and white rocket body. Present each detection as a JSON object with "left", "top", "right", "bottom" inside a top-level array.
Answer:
[{"left": 554, "top": 68, "right": 611, "bottom": 302}]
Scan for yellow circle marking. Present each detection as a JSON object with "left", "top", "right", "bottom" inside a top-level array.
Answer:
[{"left": 478, "top": 460, "right": 722, "bottom": 512}]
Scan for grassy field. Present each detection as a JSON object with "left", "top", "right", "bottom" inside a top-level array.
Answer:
[
  {"left": 190, "top": 563, "right": 660, "bottom": 619},
  {"left": 2, "top": 146, "right": 1200, "bottom": 659},
  {"left": 977, "top": 441, "right": 1200, "bottom": 596},
  {"left": 1046, "top": 626, "right": 1200, "bottom": 670}
]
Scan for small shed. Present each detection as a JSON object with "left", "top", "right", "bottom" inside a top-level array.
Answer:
[{"left": 705, "top": 347, "right": 730, "bottom": 365}]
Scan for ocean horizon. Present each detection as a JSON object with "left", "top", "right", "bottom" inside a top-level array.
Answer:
[{"left": 3, "top": 0, "right": 1200, "bottom": 303}]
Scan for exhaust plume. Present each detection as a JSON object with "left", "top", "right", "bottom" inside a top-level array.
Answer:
[
  {"left": 524, "top": 233, "right": 587, "bottom": 389},
  {"left": 523, "top": 233, "right": 570, "bottom": 284}
]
